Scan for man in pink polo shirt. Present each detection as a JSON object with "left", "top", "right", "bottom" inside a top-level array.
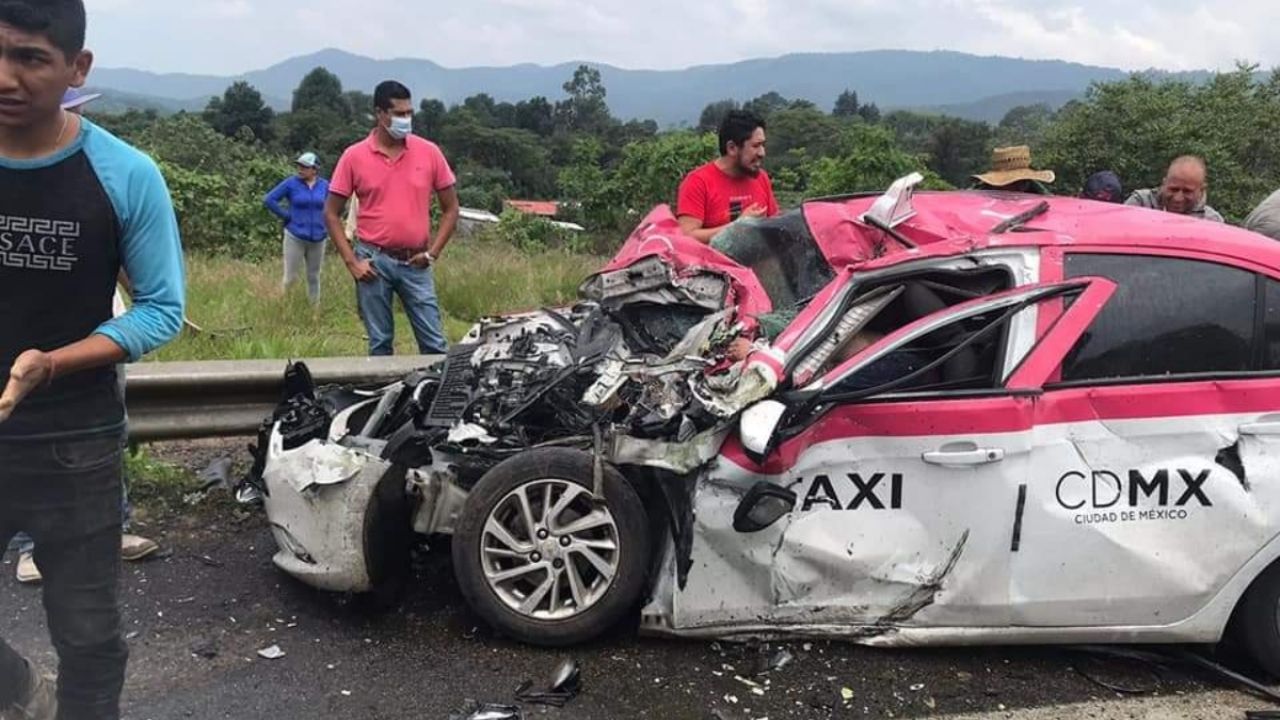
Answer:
[{"left": 325, "top": 80, "right": 461, "bottom": 355}]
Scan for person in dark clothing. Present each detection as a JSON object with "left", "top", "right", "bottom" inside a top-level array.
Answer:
[
  {"left": 0, "top": 2, "right": 185, "bottom": 717},
  {"left": 1082, "top": 171, "right": 1124, "bottom": 203}
]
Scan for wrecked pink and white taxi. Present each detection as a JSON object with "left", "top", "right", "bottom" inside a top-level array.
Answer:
[{"left": 241, "top": 175, "right": 1280, "bottom": 674}]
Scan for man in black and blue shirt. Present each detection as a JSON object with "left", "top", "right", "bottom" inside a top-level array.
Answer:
[{"left": 0, "top": 1, "right": 185, "bottom": 718}]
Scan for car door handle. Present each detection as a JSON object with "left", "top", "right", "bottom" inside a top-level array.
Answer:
[
  {"left": 1240, "top": 422, "right": 1280, "bottom": 436},
  {"left": 922, "top": 446, "right": 1005, "bottom": 466}
]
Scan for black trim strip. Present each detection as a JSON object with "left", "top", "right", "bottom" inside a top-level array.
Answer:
[
  {"left": 1011, "top": 484, "right": 1028, "bottom": 552},
  {"left": 1255, "top": 273, "right": 1268, "bottom": 372},
  {"left": 1046, "top": 370, "right": 1280, "bottom": 391}
]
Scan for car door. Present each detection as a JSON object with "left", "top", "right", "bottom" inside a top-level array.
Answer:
[
  {"left": 669, "top": 278, "right": 1114, "bottom": 635},
  {"left": 1010, "top": 251, "right": 1280, "bottom": 628}
]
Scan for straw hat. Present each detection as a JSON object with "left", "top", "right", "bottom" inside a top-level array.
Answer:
[{"left": 972, "top": 146, "right": 1056, "bottom": 187}]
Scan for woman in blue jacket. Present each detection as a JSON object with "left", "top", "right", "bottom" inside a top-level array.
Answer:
[{"left": 264, "top": 152, "right": 330, "bottom": 303}]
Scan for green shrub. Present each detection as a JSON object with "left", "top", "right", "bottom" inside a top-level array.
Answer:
[{"left": 133, "top": 114, "right": 293, "bottom": 258}]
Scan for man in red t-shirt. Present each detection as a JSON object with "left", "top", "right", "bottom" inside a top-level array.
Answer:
[{"left": 676, "top": 109, "right": 779, "bottom": 243}]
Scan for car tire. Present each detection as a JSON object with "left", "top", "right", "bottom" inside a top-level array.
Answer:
[
  {"left": 452, "top": 448, "right": 651, "bottom": 647},
  {"left": 1237, "top": 561, "right": 1280, "bottom": 678},
  {"left": 362, "top": 467, "right": 413, "bottom": 609}
]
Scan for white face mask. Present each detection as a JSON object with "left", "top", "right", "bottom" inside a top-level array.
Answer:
[{"left": 387, "top": 115, "right": 413, "bottom": 140}]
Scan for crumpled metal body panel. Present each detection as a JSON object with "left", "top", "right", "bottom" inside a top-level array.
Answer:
[
  {"left": 652, "top": 432, "right": 1017, "bottom": 638},
  {"left": 1012, "top": 403, "right": 1280, "bottom": 628},
  {"left": 641, "top": 385, "right": 1280, "bottom": 646},
  {"left": 260, "top": 428, "right": 391, "bottom": 593}
]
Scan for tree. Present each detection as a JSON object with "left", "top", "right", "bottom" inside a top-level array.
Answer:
[
  {"left": 291, "top": 67, "right": 349, "bottom": 120},
  {"left": 996, "top": 103, "right": 1055, "bottom": 147},
  {"left": 558, "top": 131, "right": 718, "bottom": 232},
  {"left": 883, "top": 110, "right": 942, "bottom": 154},
  {"left": 493, "top": 101, "right": 518, "bottom": 129},
  {"left": 768, "top": 106, "right": 844, "bottom": 157},
  {"left": 415, "top": 98, "right": 448, "bottom": 136},
  {"left": 611, "top": 131, "right": 719, "bottom": 213},
  {"left": 88, "top": 108, "right": 160, "bottom": 142},
  {"left": 742, "top": 91, "right": 789, "bottom": 120},
  {"left": 558, "top": 64, "right": 612, "bottom": 134},
  {"left": 698, "top": 99, "right": 738, "bottom": 133},
  {"left": 857, "top": 103, "right": 881, "bottom": 124},
  {"left": 833, "top": 90, "right": 860, "bottom": 118},
  {"left": 440, "top": 121, "right": 556, "bottom": 198},
  {"left": 925, "top": 117, "right": 993, "bottom": 187},
  {"left": 129, "top": 114, "right": 291, "bottom": 255},
  {"left": 558, "top": 136, "right": 613, "bottom": 226},
  {"left": 203, "top": 81, "right": 275, "bottom": 142},
  {"left": 514, "top": 97, "right": 555, "bottom": 136},
  {"left": 277, "top": 109, "right": 363, "bottom": 162},
  {"left": 345, "top": 91, "right": 373, "bottom": 122},
  {"left": 806, "top": 124, "right": 947, "bottom": 197},
  {"left": 606, "top": 119, "right": 660, "bottom": 152},
  {"left": 1040, "top": 66, "right": 1280, "bottom": 221},
  {"left": 462, "top": 93, "right": 499, "bottom": 126}
]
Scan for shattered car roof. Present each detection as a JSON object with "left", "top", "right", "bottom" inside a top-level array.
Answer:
[{"left": 612, "top": 194, "right": 1280, "bottom": 319}]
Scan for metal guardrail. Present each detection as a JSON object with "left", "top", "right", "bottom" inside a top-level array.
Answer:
[{"left": 125, "top": 356, "right": 443, "bottom": 442}]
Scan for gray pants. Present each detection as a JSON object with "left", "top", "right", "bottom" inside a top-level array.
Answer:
[{"left": 283, "top": 230, "right": 325, "bottom": 302}]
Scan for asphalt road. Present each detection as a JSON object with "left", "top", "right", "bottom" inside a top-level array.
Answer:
[{"left": 1, "top": 442, "right": 1276, "bottom": 720}]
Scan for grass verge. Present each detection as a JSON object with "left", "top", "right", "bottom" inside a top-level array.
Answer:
[{"left": 151, "top": 238, "right": 604, "bottom": 361}]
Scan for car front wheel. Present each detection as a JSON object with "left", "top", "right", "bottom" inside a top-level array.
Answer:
[{"left": 451, "top": 448, "right": 651, "bottom": 646}]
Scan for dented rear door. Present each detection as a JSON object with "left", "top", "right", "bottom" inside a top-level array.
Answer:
[{"left": 1011, "top": 252, "right": 1280, "bottom": 627}]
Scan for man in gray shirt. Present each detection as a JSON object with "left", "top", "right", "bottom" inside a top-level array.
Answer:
[
  {"left": 1246, "top": 189, "right": 1280, "bottom": 241},
  {"left": 1125, "top": 155, "right": 1224, "bottom": 222}
]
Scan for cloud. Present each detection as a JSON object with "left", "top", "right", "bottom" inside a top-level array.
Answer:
[
  {"left": 193, "top": 0, "right": 253, "bottom": 20},
  {"left": 85, "top": 0, "right": 1280, "bottom": 75}
]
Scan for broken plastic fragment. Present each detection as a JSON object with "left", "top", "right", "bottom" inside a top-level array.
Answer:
[
  {"left": 256, "top": 645, "right": 285, "bottom": 660},
  {"left": 756, "top": 649, "right": 793, "bottom": 675},
  {"left": 449, "top": 700, "right": 523, "bottom": 720},
  {"left": 447, "top": 422, "right": 499, "bottom": 446},
  {"left": 861, "top": 172, "right": 924, "bottom": 229},
  {"left": 198, "top": 456, "right": 235, "bottom": 491},
  {"left": 514, "top": 658, "right": 581, "bottom": 708}
]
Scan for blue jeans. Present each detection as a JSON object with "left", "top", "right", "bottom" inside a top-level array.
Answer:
[
  {"left": 0, "top": 430, "right": 129, "bottom": 719},
  {"left": 354, "top": 243, "right": 447, "bottom": 355}
]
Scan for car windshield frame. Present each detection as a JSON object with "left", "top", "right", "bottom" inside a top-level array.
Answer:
[{"left": 710, "top": 209, "right": 836, "bottom": 315}]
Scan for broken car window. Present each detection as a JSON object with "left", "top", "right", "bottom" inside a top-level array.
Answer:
[
  {"left": 712, "top": 211, "right": 836, "bottom": 314},
  {"left": 825, "top": 306, "right": 1006, "bottom": 397},
  {"left": 1062, "top": 254, "right": 1255, "bottom": 381}
]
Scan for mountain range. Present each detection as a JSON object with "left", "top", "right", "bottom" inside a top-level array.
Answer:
[{"left": 86, "top": 48, "right": 1203, "bottom": 126}]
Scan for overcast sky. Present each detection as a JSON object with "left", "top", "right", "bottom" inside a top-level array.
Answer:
[{"left": 88, "top": 0, "right": 1277, "bottom": 75}]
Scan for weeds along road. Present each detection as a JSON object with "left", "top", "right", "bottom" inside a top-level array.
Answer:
[{"left": 1, "top": 441, "right": 1275, "bottom": 719}]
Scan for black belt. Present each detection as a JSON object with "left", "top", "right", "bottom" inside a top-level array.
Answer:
[{"left": 358, "top": 241, "right": 423, "bottom": 262}]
